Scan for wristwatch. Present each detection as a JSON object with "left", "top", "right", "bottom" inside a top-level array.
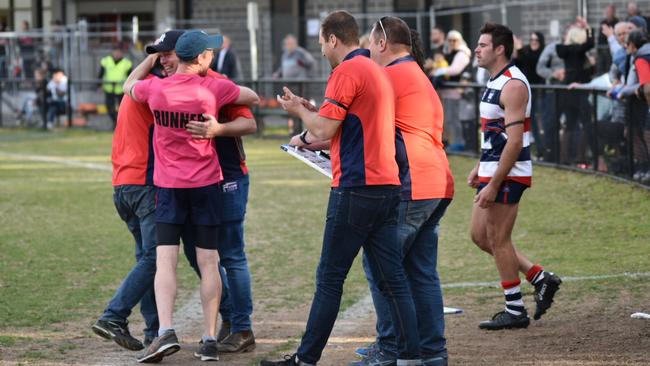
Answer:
[{"left": 299, "top": 130, "right": 311, "bottom": 145}]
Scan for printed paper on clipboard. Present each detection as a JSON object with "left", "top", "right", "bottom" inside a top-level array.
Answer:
[{"left": 280, "top": 144, "right": 332, "bottom": 179}]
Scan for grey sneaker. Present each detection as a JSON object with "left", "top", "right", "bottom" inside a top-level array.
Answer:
[
  {"left": 354, "top": 342, "right": 380, "bottom": 359},
  {"left": 422, "top": 355, "right": 448, "bottom": 366},
  {"left": 92, "top": 319, "right": 144, "bottom": 351},
  {"left": 194, "top": 340, "right": 219, "bottom": 361},
  {"left": 143, "top": 335, "right": 154, "bottom": 348},
  {"left": 136, "top": 330, "right": 180, "bottom": 363},
  {"left": 347, "top": 350, "right": 396, "bottom": 366}
]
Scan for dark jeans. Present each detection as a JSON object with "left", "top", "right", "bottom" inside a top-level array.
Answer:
[
  {"left": 530, "top": 89, "right": 545, "bottom": 156},
  {"left": 363, "top": 198, "right": 451, "bottom": 359},
  {"left": 105, "top": 92, "right": 123, "bottom": 128},
  {"left": 183, "top": 175, "right": 253, "bottom": 332},
  {"left": 296, "top": 186, "right": 421, "bottom": 364},
  {"left": 101, "top": 185, "right": 158, "bottom": 339},
  {"left": 542, "top": 90, "right": 559, "bottom": 162},
  {"left": 47, "top": 100, "right": 66, "bottom": 123}
]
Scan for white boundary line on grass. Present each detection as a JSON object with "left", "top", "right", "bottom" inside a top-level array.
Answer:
[
  {"left": 341, "top": 271, "right": 650, "bottom": 319},
  {"left": 0, "top": 151, "right": 112, "bottom": 172},
  {"left": 441, "top": 271, "right": 650, "bottom": 289}
]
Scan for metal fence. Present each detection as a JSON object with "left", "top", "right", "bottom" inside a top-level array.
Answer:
[{"left": 1, "top": 77, "right": 648, "bottom": 186}]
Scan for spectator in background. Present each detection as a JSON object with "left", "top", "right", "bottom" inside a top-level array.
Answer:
[
  {"left": 432, "top": 30, "right": 471, "bottom": 151},
  {"left": 603, "top": 21, "right": 633, "bottom": 73},
  {"left": 273, "top": 34, "right": 315, "bottom": 79},
  {"left": 273, "top": 34, "right": 316, "bottom": 134},
  {"left": 99, "top": 46, "right": 132, "bottom": 129},
  {"left": 556, "top": 17, "right": 594, "bottom": 165},
  {"left": 46, "top": 69, "right": 68, "bottom": 129},
  {"left": 635, "top": 28, "right": 650, "bottom": 182},
  {"left": 211, "top": 35, "right": 239, "bottom": 79},
  {"left": 514, "top": 32, "right": 546, "bottom": 158},
  {"left": 537, "top": 33, "right": 566, "bottom": 162},
  {"left": 614, "top": 30, "right": 650, "bottom": 182},
  {"left": 430, "top": 26, "right": 446, "bottom": 56},
  {"left": 0, "top": 21, "right": 7, "bottom": 78},
  {"left": 597, "top": 4, "right": 619, "bottom": 74},
  {"left": 423, "top": 26, "right": 446, "bottom": 76},
  {"left": 359, "top": 33, "right": 370, "bottom": 49},
  {"left": 627, "top": 2, "right": 650, "bottom": 27},
  {"left": 18, "top": 20, "right": 35, "bottom": 78}
]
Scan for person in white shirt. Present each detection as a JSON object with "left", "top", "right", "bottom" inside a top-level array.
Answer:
[{"left": 46, "top": 69, "right": 68, "bottom": 128}]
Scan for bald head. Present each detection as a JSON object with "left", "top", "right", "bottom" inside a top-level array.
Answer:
[{"left": 614, "top": 21, "right": 633, "bottom": 45}]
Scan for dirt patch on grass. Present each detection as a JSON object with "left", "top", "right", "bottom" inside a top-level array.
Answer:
[{"left": 2, "top": 281, "right": 650, "bottom": 365}]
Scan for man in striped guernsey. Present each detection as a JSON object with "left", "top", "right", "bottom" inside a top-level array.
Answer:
[{"left": 468, "top": 23, "right": 562, "bottom": 331}]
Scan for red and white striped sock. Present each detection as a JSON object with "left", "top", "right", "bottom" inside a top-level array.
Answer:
[{"left": 526, "top": 264, "right": 545, "bottom": 285}]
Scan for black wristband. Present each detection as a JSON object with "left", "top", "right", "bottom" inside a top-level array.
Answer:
[{"left": 299, "top": 130, "right": 311, "bottom": 145}]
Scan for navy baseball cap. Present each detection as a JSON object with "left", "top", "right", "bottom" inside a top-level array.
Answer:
[
  {"left": 629, "top": 16, "right": 647, "bottom": 32},
  {"left": 175, "top": 30, "right": 223, "bottom": 61},
  {"left": 145, "top": 30, "right": 185, "bottom": 54}
]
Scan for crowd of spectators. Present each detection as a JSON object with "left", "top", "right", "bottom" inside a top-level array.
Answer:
[
  {"left": 423, "top": 2, "right": 650, "bottom": 184},
  {"left": 1, "top": 3, "right": 650, "bottom": 184}
]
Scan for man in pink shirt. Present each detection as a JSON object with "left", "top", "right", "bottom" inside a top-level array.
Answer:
[{"left": 124, "top": 30, "right": 259, "bottom": 363}]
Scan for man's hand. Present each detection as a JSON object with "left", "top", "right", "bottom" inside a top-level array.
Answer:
[
  {"left": 474, "top": 183, "right": 497, "bottom": 209},
  {"left": 601, "top": 24, "right": 614, "bottom": 38},
  {"left": 187, "top": 114, "right": 223, "bottom": 139},
  {"left": 289, "top": 133, "right": 307, "bottom": 148},
  {"left": 552, "top": 68, "right": 565, "bottom": 82},
  {"left": 277, "top": 86, "right": 307, "bottom": 117},
  {"left": 514, "top": 35, "right": 523, "bottom": 51},
  {"left": 300, "top": 97, "right": 318, "bottom": 112},
  {"left": 467, "top": 165, "right": 480, "bottom": 188}
]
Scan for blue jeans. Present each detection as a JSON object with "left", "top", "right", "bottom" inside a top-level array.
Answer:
[
  {"left": 297, "top": 186, "right": 421, "bottom": 364},
  {"left": 363, "top": 198, "right": 451, "bottom": 359},
  {"left": 101, "top": 185, "right": 158, "bottom": 339},
  {"left": 183, "top": 175, "right": 253, "bottom": 332}
]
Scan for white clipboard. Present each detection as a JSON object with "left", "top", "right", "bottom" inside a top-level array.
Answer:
[{"left": 280, "top": 144, "right": 332, "bottom": 179}]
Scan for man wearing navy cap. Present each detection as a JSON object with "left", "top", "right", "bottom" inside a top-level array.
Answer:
[{"left": 125, "top": 30, "right": 259, "bottom": 363}]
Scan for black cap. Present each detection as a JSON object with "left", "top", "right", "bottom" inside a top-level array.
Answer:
[{"left": 145, "top": 30, "right": 185, "bottom": 54}]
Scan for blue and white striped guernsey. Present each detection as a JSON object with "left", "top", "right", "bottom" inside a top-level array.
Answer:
[{"left": 478, "top": 63, "right": 532, "bottom": 186}]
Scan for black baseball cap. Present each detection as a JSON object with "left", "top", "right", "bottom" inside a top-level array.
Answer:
[{"left": 145, "top": 30, "right": 185, "bottom": 54}]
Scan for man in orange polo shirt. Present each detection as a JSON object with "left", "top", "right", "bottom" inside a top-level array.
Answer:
[
  {"left": 260, "top": 10, "right": 421, "bottom": 366},
  {"left": 352, "top": 17, "right": 454, "bottom": 366}
]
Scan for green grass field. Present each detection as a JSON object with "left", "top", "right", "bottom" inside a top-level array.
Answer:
[{"left": 1, "top": 128, "right": 649, "bottom": 342}]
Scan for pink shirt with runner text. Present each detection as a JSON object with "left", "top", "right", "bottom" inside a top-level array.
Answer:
[{"left": 134, "top": 73, "right": 240, "bottom": 188}]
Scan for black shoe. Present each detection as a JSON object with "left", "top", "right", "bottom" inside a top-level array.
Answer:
[
  {"left": 479, "top": 310, "right": 530, "bottom": 330},
  {"left": 136, "top": 330, "right": 181, "bottom": 363},
  {"left": 92, "top": 319, "right": 144, "bottom": 351},
  {"left": 534, "top": 272, "right": 562, "bottom": 320},
  {"left": 217, "top": 320, "right": 231, "bottom": 343},
  {"left": 194, "top": 340, "right": 219, "bottom": 361},
  {"left": 219, "top": 330, "right": 256, "bottom": 353},
  {"left": 260, "top": 353, "right": 301, "bottom": 365}
]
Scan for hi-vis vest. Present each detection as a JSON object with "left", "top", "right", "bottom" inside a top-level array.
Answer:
[
  {"left": 478, "top": 63, "right": 532, "bottom": 186},
  {"left": 101, "top": 56, "right": 132, "bottom": 94}
]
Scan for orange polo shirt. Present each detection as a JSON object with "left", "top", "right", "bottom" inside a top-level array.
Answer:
[
  {"left": 319, "top": 49, "right": 400, "bottom": 188},
  {"left": 386, "top": 56, "right": 454, "bottom": 200}
]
